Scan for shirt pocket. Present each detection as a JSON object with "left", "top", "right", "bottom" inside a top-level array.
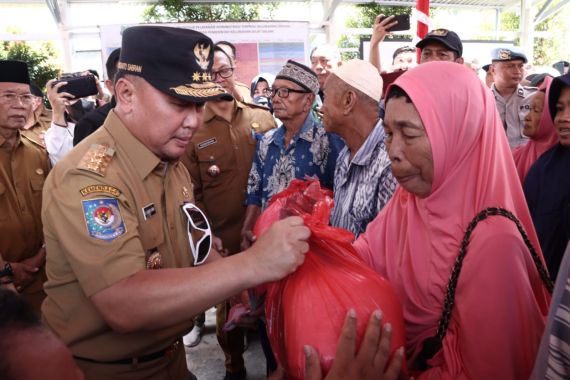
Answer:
[{"left": 195, "top": 141, "right": 235, "bottom": 188}]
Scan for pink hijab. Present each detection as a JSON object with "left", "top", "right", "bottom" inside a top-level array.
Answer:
[
  {"left": 512, "top": 76, "right": 557, "bottom": 183},
  {"left": 354, "top": 62, "right": 550, "bottom": 379}
]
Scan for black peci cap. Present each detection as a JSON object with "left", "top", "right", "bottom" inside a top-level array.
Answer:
[
  {"left": 0, "top": 60, "right": 31, "bottom": 84},
  {"left": 548, "top": 73, "right": 570, "bottom": 122},
  {"left": 118, "top": 25, "right": 232, "bottom": 103}
]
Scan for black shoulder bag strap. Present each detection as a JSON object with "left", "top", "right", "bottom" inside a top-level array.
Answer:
[{"left": 414, "top": 207, "right": 554, "bottom": 371}]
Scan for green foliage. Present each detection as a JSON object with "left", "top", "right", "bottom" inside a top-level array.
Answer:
[
  {"left": 142, "top": 0, "right": 278, "bottom": 23},
  {"left": 338, "top": 35, "right": 359, "bottom": 61},
  {"left": 500, "top": 11, "right": 520, "bottom": 31},
  {"left": 0, "top": 41, "right": 60, "bottom": 91}
]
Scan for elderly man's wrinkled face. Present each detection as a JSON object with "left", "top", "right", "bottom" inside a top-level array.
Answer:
[
  {"left": 269, "top": 78, "right": 313, "bottom": 122},
  {"left": 554, "top": 86, "right": 570, "bottom": 147},
  {"left": 311, "top": 47, "right": 341, "bottom": 88},
  {"left": 0, "top": 82, "right": 33, "bottom": 130},
  {"left": 320, "top": 76, "right": 342, "bottom": 134},
  {"left": 523, "top": 92, "right": 545, "bottom": 139},
  {"left": 384, "top": 95, "right": 433, "bottom": 198}
]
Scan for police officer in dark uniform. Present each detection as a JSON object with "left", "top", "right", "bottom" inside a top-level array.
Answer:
[{"left": 41, "top": 26, "right": 310, "bottom": 380}]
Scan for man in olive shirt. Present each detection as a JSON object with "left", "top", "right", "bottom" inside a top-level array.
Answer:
[
  {"left": 0, "top": 60, "right": 50, "bottom": 313},
  {"left": 181, "top": 45, "right": 275, "bottom": 380},
  {"left": 41, "top": 26, "right": 310, "bottom": 380}
]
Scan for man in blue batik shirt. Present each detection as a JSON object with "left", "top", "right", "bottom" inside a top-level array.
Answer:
[{"left": 240, "top": 60, "right": 344, "bottom": 249}]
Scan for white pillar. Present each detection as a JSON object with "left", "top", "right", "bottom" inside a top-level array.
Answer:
[{"left": 519, "top": 0, "right": 535, "bottom": 64}]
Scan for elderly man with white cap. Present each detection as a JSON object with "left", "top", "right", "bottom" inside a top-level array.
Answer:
[{"left": 321, "top": 59, "right": 397, "bottom": 237}]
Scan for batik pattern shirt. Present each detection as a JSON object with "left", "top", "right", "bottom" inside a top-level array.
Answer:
[
  {"left": 246, "top": 113, "right": 344, "bottom": 210},
  {"left": 330, "top": 121, "right": 396, "bottom": 237}
]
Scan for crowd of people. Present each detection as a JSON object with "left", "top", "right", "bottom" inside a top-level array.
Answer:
[{"left": 0, "top": 17, "right": 569, "bottom": 380}]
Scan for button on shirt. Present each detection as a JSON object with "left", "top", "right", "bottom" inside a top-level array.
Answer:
[
  {"left": 491, "top": 84, "right": 536, "bottom": 148},
  {"left": 246, "top": 113, "right": 344, "bottom": 210},
  {"left": 330, "top": 121, "right": 397, "bottom": 237}
]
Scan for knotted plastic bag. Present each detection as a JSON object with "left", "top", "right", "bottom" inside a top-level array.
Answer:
[{"left": 254, "top": 178, "right": 406, "bottom": 379}]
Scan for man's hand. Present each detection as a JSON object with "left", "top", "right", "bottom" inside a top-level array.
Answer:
[
  {"left": 12, "top": 246, "right": 46, "bottom": 291},
  {"left": 304, "top": 309, "right": 404, "bottom": 380},
  {"left": 46, "top": 79, "right": 74, "bottom": 126},
  {"left": 370, "top": 15, "right": 399, "bottom": 46},
  {"left": 240, "top": 229, "right": 256, "bottom": 251},
  {"left": 247, "top": 216, "right": 310, "bottom": 283}
]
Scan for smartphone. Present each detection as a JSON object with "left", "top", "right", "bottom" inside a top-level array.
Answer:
[
  {"left": 380, "top": 14, "right": 411, "bottom": 32},
  {"left": 55, "top": 75, "right": 98, "bottom": 99}
]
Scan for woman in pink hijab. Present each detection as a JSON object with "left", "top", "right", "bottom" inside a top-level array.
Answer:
[
  {"left": 354, "top": 62, "right": 551, "bottom": 379},
  {"left": 512, "top": 76, "right": 558, "bottom": 183}
]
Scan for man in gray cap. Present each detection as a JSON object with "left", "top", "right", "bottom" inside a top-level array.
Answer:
[
  {"left": 41, "top": 26, "right": 311, "bottom": 380},
  {"left": 0, "top": 60, "right": 50, "bottom": 314},
  {"left": 489, "top": 47, "right": 536, "bottom": 148},
  {"left": 241, "top": 60, "right": 344, "bottom": 246}
]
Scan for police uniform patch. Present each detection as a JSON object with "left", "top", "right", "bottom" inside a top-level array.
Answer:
[
  {"left": 82, "top": 198, "right": 126, "bottom": 241},
  {"left": 80, "top": 184, "right": 121, "bottom": 197}
]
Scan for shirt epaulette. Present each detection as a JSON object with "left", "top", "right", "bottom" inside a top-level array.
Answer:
[{"left": 77, "top": 143, "right": 115, "bottom": 177}]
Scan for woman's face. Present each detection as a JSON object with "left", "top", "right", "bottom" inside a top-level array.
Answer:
[
  {"left": 554, "top": 86, "right": 570, "bottom": 147},
  {"left": 254, "top": 80, "right": 269, "bottom": 97},
  {"left": 523, "top": 92, "right": 545, "bottom": 138},
  {"left": 384, "top": 96, "right": 434, "bottom": 198}
]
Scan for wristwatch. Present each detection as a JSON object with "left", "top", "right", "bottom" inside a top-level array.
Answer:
[{"left": 0, "top": 262, "right": 13, "bottom": 278}]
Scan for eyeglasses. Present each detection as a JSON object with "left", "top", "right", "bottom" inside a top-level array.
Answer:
[
  {"left": 264, "top": 87, "right": 311, "bottom": 99},
  {"left": 181, "top": 203, "right": 212, "bottom": 266},
  {"left": 0, "top": 92, "right": 35, "bottom": 106},
  {"left": 211, "top": 67, "right": 234, "bottom": 81}
]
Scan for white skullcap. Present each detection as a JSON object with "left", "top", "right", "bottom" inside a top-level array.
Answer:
[{"left": 332, "top": 59, "right": 382, "bottom": 102}]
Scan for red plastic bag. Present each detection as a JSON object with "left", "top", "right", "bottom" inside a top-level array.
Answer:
[{"left": 255, "top": 179, "right": 406, "bottom": 379}]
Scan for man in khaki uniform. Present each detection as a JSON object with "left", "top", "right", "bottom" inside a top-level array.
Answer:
[
  {"left": 41, "top": 26, "right": 310, "bottom": 380},
  {"left": 0, "top": 60, "right": 50, "bottom": 313},
  {"left": 21, "top": 84, "right": 52, "bottom": 148},
  {"left": 181, "top": 45, "right": 275, "bottom": 380}
]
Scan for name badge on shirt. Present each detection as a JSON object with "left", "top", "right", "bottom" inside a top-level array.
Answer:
[
  {"left": 142, "top": 203, "right": 157, "bottom": 220},
  {"left": 197, "top": 138, "right": 217, "bottom": 150}
]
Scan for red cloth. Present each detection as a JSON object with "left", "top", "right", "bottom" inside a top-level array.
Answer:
[{"left": 355, "top": 62, "right": 550, "bottom": 379}]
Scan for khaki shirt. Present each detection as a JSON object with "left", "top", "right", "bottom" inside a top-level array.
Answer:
[
  {"left": 22, "top": 110, "right": 52, "bottom": 148},
  {"left": 42, "top": 111, "right": 195, "bottom": 361},
  {"left": 491, "top": 84, "right": 536, "bottom": 148},
  {"left": 181, "top": 101, "right": 275, "bottom": 254},
  {"left": 0, "top": 133, "right": 50, "bottom": 308}
]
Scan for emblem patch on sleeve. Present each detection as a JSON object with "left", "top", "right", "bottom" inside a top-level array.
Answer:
[{"left": 82, "top": 198, "right": 126, "bottom": 241}]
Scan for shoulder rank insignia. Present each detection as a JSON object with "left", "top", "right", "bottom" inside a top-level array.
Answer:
[
  {"left": 82, "top": 198, "right": 126, "bottom": 241},
  {"left": 78, "top": 144, "right": 115, "bottom": 177}
]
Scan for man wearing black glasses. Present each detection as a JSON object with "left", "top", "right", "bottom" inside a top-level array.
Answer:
[
  {"left": 41, "top": 26, "right": 311, "bottom": 380},
  {"left": 0, "top": 60, "right": 50, "bottom": 314},
  {"left": 181, "top": 45, "right": 275, "bottom": 380},
  {"left": 241, "top": 60, "right": 344, "bottom": 246}
]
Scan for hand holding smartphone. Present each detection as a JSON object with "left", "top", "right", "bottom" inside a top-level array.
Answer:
[
  {"left": 53, "top": 74, "right": 98, "bottom": 100},
  {"left": 379, "top": 14, "right": 411, "bottom": 32}
]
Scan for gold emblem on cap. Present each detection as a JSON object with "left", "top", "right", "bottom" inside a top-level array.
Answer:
[
  {"left": 146, "top": 251, "right": 162, "bottom": 270},
  {"left": 35, "top": 168, "right": 44, "bottom": 175},
  {"left": 193, "top": 72, "right": 201, "bottom": 81},
  {"left": 194, "top": 42, "right": 211, "bottom": 71},
  {"left": 498, "top": 49, "right": 511, "bottom": 60},
  {"left": 429, "top": 28, "right": 448, "bottom": 36}
]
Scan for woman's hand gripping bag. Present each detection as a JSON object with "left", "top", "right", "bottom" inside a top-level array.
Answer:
[{"left": 256, "top": 179, "right": 406, "bottom": 379}]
